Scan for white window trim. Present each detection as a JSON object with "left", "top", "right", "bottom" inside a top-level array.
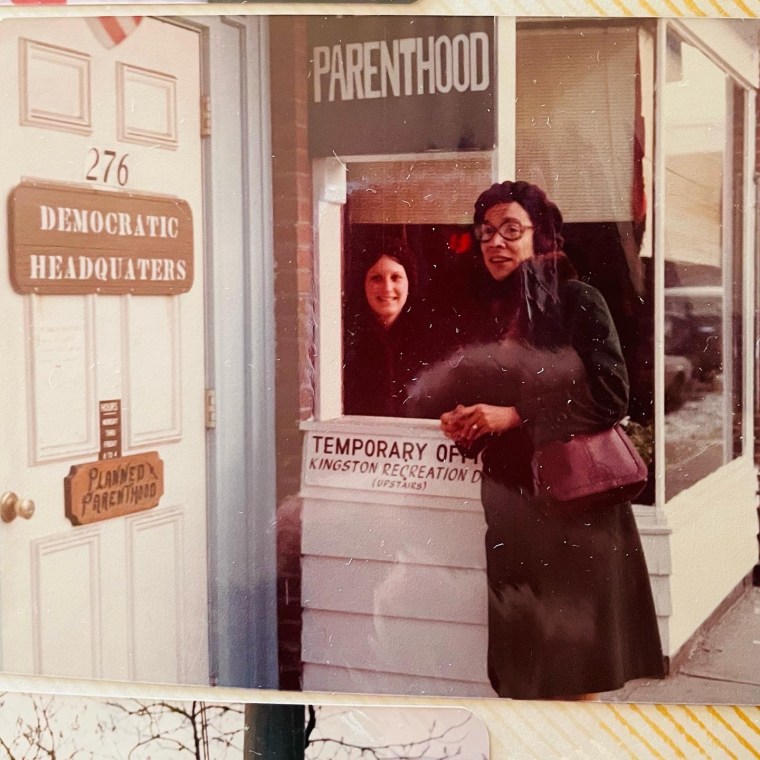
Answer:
[
  {"left": 495, "top": 16, "right": 516, "bottom": 182},
  {"left": 741, "top": 88, "right": 756, "bottom": 461},
  {"left": 670, "top": 18, "right": 759, "bottom": 90},
  {"left": 311, "top": 150, "right": 497, "bottom": 422},
  {"left": 721, "top": 77, "right": 736, "bottom": 459},
  {"left": 312, "top": 156, "right": 346, "bottom": 421}
]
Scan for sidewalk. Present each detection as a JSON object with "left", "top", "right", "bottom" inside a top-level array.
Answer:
[{"left": 600, "top": 586, "right": 760, "bottom": 704}]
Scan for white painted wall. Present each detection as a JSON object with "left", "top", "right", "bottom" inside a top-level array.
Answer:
[{"left": 663, "top": 457, "right": 758, "bottom": 657}]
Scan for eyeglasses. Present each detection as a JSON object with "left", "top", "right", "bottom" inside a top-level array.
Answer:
[{"left": 474, "top": 220, "right": 534, "bottom": 243}]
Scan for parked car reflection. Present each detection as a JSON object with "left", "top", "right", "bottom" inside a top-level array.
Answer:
[
  {"left": 664, "top": 354, "right": 692, "bottom": 412},
  {"left": 665, "top": 285, "right": 722, "bottom": 382}
]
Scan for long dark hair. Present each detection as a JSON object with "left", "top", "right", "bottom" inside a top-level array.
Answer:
[
  {"left": 356, "top": 240, "right": 418, "bottom": 294},
  {"left": 345, "top": 237, "right": 418, "bottom": 329},
  {"left": 473, "top": 180, "right": 564, "bottom": 255}
]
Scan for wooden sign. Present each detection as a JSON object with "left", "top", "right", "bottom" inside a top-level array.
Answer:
[
  {"left": 99, "top": 399, "right": 122, "bottom": 460},
  {"left": 64, "top": 451, "right": 164, "bottom": 526},
  {"left": 9, "top": 181, "right": 193, "bottom": 295}
]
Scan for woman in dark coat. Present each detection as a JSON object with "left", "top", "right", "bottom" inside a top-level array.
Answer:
[
  {"left": 343, "top": 240, "right": 425, "bottom": 417},
  {"left": 439, "top": 181, "right": 663, "bottom": 699}
]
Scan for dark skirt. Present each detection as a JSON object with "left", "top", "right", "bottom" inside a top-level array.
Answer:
[{"left": 481, "top": 476, "right": 665, "bottom": 699}]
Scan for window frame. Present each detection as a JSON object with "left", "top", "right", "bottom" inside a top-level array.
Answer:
[{"left": 653, "top": 19, "right": 757, "bottom": 508}]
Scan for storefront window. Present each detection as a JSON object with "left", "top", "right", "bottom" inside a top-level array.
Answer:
[
  {"left": 516, "top": 24, "right": 655, "bottom": 502},
  {"left": 338, "top": 24, "right": 660, "bottom": 503},
  {"left": 663, "top": 32, "right": 745, "bottom": 499},
  {"left": 305, "top": 16, "right": 496, "bottom": 421},
  {"left": 341, "top": 156, "right": 492, "bottom": 417}
]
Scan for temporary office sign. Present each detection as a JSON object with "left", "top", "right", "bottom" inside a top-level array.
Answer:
[
  {"left": 307, "top": 16, "right": 495, "bottom": 157},
  {"left": 8, "top": 181, "right": 193, "bottom": 295},
  {"left": 303, "top": 430, "right": 482, "bottom": 499}
]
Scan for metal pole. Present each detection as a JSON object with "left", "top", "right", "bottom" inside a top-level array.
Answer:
[{"left": 243, "top": 704, "right": 305, "bottom": 759}]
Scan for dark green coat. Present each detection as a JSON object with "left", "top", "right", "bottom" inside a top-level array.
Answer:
[
  {"left": 469, "top": 262, "right": 664, "bottom": 699},
  {"left": 482, "top": 278, "right": 631, "bottom": 489}
]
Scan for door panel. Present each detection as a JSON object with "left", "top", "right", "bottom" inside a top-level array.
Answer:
[
  {"left": 0, "top": 17, "right": 208, "bottom": 684},
  {"left": 126, "top": 297, "right": 182, "bottom": 444},
  {"left": 34, "top": 531, "right": 102, "bottom": 678},
  {"left": 127, "top": 509, "right": 184, "bottom": 682},
  {"left": 29, "top": 295, "right": 98, "bottom": 460}
]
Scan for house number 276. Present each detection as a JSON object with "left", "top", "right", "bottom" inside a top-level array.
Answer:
[{"left": 85, "top": 149, "right": 129, "bottom": 186}]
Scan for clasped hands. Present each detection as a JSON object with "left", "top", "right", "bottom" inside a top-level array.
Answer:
[{"left": 440, "top": 403, "right": 522, "bottom": 448}]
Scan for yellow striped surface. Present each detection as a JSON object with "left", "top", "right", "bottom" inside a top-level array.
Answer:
[
  {"left": 190, "top": 0, "right": 759, "bottom": 19},
  {"left": 463, "top": 701, "right": 760, "bottom": 758}
]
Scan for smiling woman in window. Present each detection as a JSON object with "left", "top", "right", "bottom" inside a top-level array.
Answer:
[{"left": 343, "top": 238, "right": 429, "bottom": 417}]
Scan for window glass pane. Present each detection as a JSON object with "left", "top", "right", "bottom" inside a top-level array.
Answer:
[
  {"left": 516, "top": 27, "right": 638, "bottom": 222},
  {"left": 517, "top": 25, "right": 655, "bottom": 504},
  {"left": 663, "top": 33, "right": 744, "bottom": 500},
  {"left": 342, "top": 158, "right": 491, "bottom": 417}
]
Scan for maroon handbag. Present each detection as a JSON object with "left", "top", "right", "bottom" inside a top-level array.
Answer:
[{"left": 531, "top": 424, "right": 648, "bottom": 513}]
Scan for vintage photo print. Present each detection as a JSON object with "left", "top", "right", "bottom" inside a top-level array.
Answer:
[
  {"left": 0, "top": 12, "right": 759, "bottom": 712},
  {"left": 0, "top": 691, "right": 488, "bottom": 759}
]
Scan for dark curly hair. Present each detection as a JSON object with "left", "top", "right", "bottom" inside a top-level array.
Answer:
[{"left": 473, "top": 180, "right": 564, "bottom": 255}]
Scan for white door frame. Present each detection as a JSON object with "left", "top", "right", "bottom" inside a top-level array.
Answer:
[{"left": 176, "top": 14, "right": 277, "bottom": 689}]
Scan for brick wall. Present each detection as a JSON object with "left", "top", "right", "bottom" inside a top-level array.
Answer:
[{"left": 269, "top": 16, "right": 314, "bottom": 690}]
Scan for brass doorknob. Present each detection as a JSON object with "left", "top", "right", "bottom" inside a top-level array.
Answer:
[{"left": 1, "top": 492, "right": 35, "bottom": 522}]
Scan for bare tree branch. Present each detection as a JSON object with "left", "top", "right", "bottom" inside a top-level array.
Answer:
[
  {"left": 0, "top": 694, "right": 99, "bottom": 760},
  {"left": 305, "top": 709, "right": 474, "bottom": 760},
  {"left": 305, "top": 705, "right": 318, "bottom": 748},
  {"left": 105, "top": 699, "right": 244, "bottom": 759}
]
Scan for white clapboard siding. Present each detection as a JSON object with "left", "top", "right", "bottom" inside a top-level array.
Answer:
[
  {"left": 303, "top": 662, "right": 496, "bottom": 698},
  {"left": 638, "top": 532, "right": 672, "bottom": 576},
  {"left": 301, "top": 491, "right": 491, "bottom": 694},
  {"left": 302, "top": 556, "right": 487, "bottom": 625},
  {"left": 300, "top": 484, "right": 485, "bottom": 512},
  {"left": 302, "top": 609, "right": 489, "bottom": 683},
  {"left": 635, "top": 510, "right": 674, "bottom": 654},
  {"left": 302, "top": 498, "right": 487, "bottom": 569}
]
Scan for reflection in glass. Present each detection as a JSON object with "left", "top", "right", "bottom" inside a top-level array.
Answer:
[
  {"left": 663, "top": 33, "right": 744, "bottom": 500},
  {"left": 516, "top": 25, "right": 655, "bottom": 503}
]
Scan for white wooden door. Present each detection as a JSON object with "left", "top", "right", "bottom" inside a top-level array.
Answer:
[{"left": 0, "top": 17, "right": 208, "bottom": 684}]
